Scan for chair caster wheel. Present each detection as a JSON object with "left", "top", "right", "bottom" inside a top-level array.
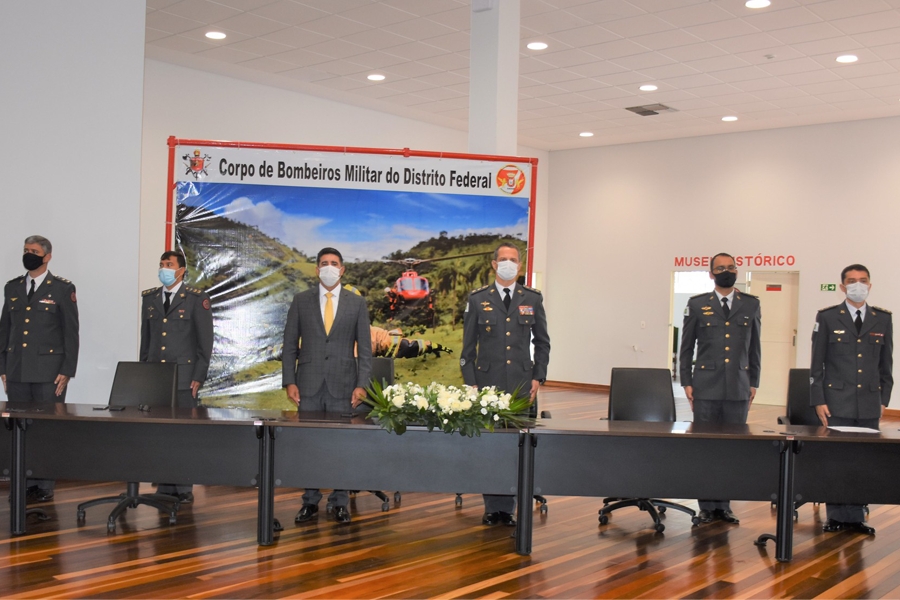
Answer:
[
  {"left": 107, "top": 521, "right": 116, "bottom": 534},
  {"left": 76, "top": 510, "right": 86, "bottom": 523},
  {"left": 168, "top": 513, "right": 177, "bottom": 526},
  {"left": 394, "top": 492, "right": 401, "bottom": 504},
  {"left": 273, "top": 518, "right": 284, "bottom": 532},
  {"left": 381, "top": 502, "right": 390, "bottom": 512},
  {"left": 540, "top": 505, "right": 548, "bottom": 515},
  {"left": 599, "top": 514, "right": 609, "bottom": 525},
  {"left": 658, "top": 506, "right": 666, "bottom": 513},
  {"left": 326, "top": 502, "right": 334, "bottom": 514},
  {"left": 692, "top": 517, "right": 701, "bottom": 525},
  {"left": 455, "top": 494, "right": 463, "bottom": 507},
  {"left": 655, "top": 523, "right": 665, "bottom": 533},
  {"left": 794, "top": 511, "right": 799, "bottom": 521}
]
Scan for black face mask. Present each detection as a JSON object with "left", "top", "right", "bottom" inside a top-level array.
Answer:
[
  {"left": 23, "top": 253, "right": 44, "bottom": 271},
  {"left": 713, "top": 270, "right": 737, "bottom": 288}
]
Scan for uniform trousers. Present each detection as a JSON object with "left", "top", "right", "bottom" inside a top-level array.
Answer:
[
  {"left": 825, "top": 415, "right": 880, "bottom": 523},
  {"left": 692, "top": 398, "right": 750, "bottom": 512},
  {"left": 157, "top": 388, "right": 201, "bottom": 496},
  {"left": 6, "top": 381, "right": 64, "bottom": 492},
  {"left": 298, "top": 382, "right": 353, "bottom": 508}
]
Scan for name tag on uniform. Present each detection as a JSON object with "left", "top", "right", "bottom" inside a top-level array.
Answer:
[
  {"left": 39, "top": 299, "right": 56, "bottom": 305},
  {"left": 870, "top": 332, "right": 884, "bottom": 337},
  {"left": 519, "top": 306, "right": 534, "bottom": 315}
]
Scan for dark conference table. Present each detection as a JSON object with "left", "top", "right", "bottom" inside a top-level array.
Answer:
[{"left": 5, "top": 403, "right": 900, "bottom": 561}]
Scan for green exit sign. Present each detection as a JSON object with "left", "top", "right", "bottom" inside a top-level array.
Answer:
[{"left": 820, "top": 284, "right": 837, "bottom": 291}]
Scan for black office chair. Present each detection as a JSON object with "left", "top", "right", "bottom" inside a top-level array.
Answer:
[
  {"left": 598, "top": 368, "right": 697, "bottom": 533},
  {"left": 344, "top": 357, "right": 396, "bottom": 512},
  {"left": 76, "top": 362, "right": 181, "bottom": 533}
]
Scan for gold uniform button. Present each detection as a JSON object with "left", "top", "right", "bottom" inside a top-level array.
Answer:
[
  {"left": 506, "top": 317, "right": 511, "bottom": 322},
  {"left": 858, "top": 369, "right": 863, "bottom": 373},
  {"left": 701, "top": 365, "right": 705, "bottom": 369},
  {"left": 725, "top": 334, "right": 730, "bottom": 338},
  {"left": 837, "top": 338, "right": 841, "bottom": 342},
  {"left": 828, "top": 384, "right": 832, "bottom": 388},
  {"left": 25, "top": 307, "right": 30, "bottom": 311},
  {"left": 24, "top": 319, "right": 29, "bottom": 323},
  {"left": 163, "top": 318, "right": 168, "bottom": 323},
  {"left": 161, "top": 346, "right": 166, "bottom": 351},
  {"left": 725, "top": 346, "right": 730, "bottom": 351},
  {"left": 858, "top": 354, "right": 863, "bottom": 358},
  {"left": 858, "top": 384, "right": 862, "bottom": 388},
  {"left": 161, "top": 360, "right": 166, "bottom": 363},
  {"left": 858, "top": 339, "right": 862, "bottom": 343},
  {"left": 725, "top": 321, "right": 730, "bottom": 326},
  {"left": 162, "top": 332, "right": 167, "bottom": 336},
  {"left": 725, "top": 358, "right": 730, "bottom": 363},
  {"left": 506, "top": 346, "right": 511, "bottom": 350},
  {"left": 23, "top": 331, "right": 28, "bottom": 335},
  {"left": 22, "top": 343, "right": 27, "bottom": 347},
  {"left": 506, "top": 332, "right": 511, "bottom": 336},
  {"left": 180, "top": 315, "right": 184, "bottom": 319},
  {"left": 49, "top": 349, "right": 53, "bottom": 353},
  {"left": 506, "top": 360, "right": 511, "bottom": 365}
]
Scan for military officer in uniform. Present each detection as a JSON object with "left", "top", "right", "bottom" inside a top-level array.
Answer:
[
  {"left": 140, "top": 250, "right": 214, "bottom": 502},
  {"left": 811, "top": 264, "right": 892, "bottom": 535},
  {"left": 0, "top": 235, "right": 79, "bottom": 502},
  {"left": 461, "top": 242, "right": 550, "bottom": 526},
  {"left": 680, "top": 252, "right": 761, "bottom": 525}
]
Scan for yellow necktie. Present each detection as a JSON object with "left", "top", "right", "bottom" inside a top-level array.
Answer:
[{"left": 324, "top": 292, "right": 334, "bottom": 335}]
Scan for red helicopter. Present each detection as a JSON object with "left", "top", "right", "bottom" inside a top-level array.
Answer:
[{"left": 383, "top": 250, "right": 495, "bottom": 324}]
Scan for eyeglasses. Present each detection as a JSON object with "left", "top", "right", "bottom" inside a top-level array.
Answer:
[{"left": 712, "top": 265, "right": 738, "bottom": 274}]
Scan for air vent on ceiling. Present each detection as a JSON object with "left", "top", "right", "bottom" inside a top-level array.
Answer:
[{"left": 625, "top": 103, "right": 676, "bottom": 116}]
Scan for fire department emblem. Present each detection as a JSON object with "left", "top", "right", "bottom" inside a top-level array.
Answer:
[
  {"left": 496, "top": 165, "right": 526, "bottom": 195},
  {"left": 183, "top": 149, "right": 211, "bottom": 180}
]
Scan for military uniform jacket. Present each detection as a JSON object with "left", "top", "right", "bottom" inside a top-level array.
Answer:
[
  {"left": 810, "top": 303, "right": 893, "bottom": 419},
  {"left": 0, "top": 272, "right": 79, "bottom": 382},
  {"left": 281, "top": 287, "right": 372, "bottom": 400},
  {"left": 140, "top": 285, "right": 214, "bottom": 391},
  {"left": 460, "top": 283, "right": 550, "bottom": 395},
  {"left": 679, "top": 291, "right": 761, "bottom": 401}
]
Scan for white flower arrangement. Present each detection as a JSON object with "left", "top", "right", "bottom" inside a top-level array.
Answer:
[{"left": 363, "top": 380, "right": 532, "bottom": 437}]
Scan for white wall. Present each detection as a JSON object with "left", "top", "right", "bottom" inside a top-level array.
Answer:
[
  {"left": 140, "top": 58, "right": 549, "bottom": 291},
  {"left": 0, "top": 1, "right": 145, "bottom": 403},
  {"left": 547, "top": 116, "right": 900, "bottom": 406}
]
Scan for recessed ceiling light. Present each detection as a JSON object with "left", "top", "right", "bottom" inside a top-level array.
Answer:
[
  {"left": 205, "top": 31, "right": 226, "bottom": 40},
  {"left": 836, "top": 54, "right": 858, "bottom": 63},
  {"left": 367, "top": 74, "right": 386, "bottom": 81},
  {"left": 639, "top": 84, "right": 658, "bottom": 92},
  {"left": 579, "top": 132, "right": 594, "bottom": 137},
  {"left": 527, "top": 42, "right": 548, "bottom": 51},
  {"left": 745, "top": 0, "right": 771, "bottom": 8},
  {"left": 722, "top": 116, "right": 738, "bottom": 122}
]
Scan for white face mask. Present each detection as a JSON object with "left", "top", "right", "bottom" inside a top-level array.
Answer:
[
  {"left": 319, "top": 265, "right": 341, "bottom": 288},
  {"left": 845, "top": 282, "right": 869, "bottom": 303},
  {"left": 496, "top": 260, "right": 519, "bottom": 281}
]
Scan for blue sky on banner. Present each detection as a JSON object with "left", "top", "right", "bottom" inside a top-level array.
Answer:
[{"left": 178, "top": 182, "right": 529, "bottom": 261}]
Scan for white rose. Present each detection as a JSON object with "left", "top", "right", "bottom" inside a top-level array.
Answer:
[
  {"left": 493, "top": 414, "right": 500, "bottom": 421},
  {"left": 391, "top": 395, "right": 405, "bottom": 408},
  {"left": 449, "top": 400, "right": 462, "bottom": 411},
  {"left": 443, "top": 418, "right": 448, "bottom": 424},
  {"left": 414, "top": 396, "right": 429, "bottom": 410},
  {"left": 481, "top": 408, "right": 488, "bottom": 415},
  {"left": 461, "top": 399, "right": 472, "bottom": 411}
]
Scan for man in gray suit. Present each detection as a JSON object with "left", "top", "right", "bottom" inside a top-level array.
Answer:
[
  {"left": 680, "top": 252, "right": 761, "bottom": 525},
  {"left": 283, "top": 247, "right": 372, "bottom": 525},
  {"left": 461, "top": 242, "right": 550, "bottom": 526},
  {"left": 0, "top": 235, "right": 79, "bottom": 502},
  {"left": 140, "top": 250, "right": 214, "bottom": 503},
  {"left": 811, "top": 263, "right": 892, "bottom": 535}
]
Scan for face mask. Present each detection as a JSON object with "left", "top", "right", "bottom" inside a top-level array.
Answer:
[
  {"left": 713, "top": 270, "right": 737, "bottom": 288},
  {"left": 496, "top": 260, "right": 519, "bottom": 281},
  {"left": 23, "top": 253, "right": 44, "bottom": 271},
  {"left": 319, "top": 265, "right": 342, "bottom": 288},
  {"left": 158, "top": 268, "right": 177, "bottom": 287},
  {"left": 845, "top": 282, "right": 869, "bottom": 303}
]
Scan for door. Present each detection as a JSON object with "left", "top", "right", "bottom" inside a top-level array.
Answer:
[{"left": 746, "top": 271, "right": 799, "bottom": 406}]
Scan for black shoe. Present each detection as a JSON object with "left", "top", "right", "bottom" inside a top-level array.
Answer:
[
  {"left": 295, "top": 504, "right": 318, "bottom": 523},
  {"left": 333, "top": 506, "right": 351, "bottom": 524},
  {"left": 716, "top": 509, "right": 740, "bottom": 524},
  {"left": 498, "top": 511, "right": 516, "bottom": 527},
  {"left": 482, "top": 512, "right": 501, "bottom": 525},
  {"left": 823, "top": 518, "right": 845, "bottom": 532},
  {"left": 27, "top": 487, "right": 54, "bottom": 503},
  {"left": 176, "top": 492, "right": 194, "bottom": 504},
  {"left": 847, "top": 521, "right": 875, "bottom": 535},
  {"left": 697, "top": 509, "right": 713, "bottom": 524}
]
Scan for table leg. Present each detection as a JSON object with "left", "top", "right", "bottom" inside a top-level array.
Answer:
[
  {"left": 256, "top": 423, "right": 277, "bottom": 546},
  {"left": 515, "top": 431, "right": 535, "bottom": 556},
  {"left": 9, "top": 417, "right": 27, "bottom": 535},
  {"left": 754, "top": 439, "right": 796, "bottom": 562}
]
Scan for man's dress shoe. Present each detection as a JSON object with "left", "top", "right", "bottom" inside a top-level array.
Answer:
[
  {"left": 483, "top": 511, "right": 516, "bottom": 526},
  {"left": 847, "top": 521, "right": 876, "bottom": 535},
  {"left": 823, "top": 519, "right": 845, "bottom": 532},
  {"left": 716, "top": 509, "right": 740, "bottom": 524},
  {"left": 26, "top": 486, "right": 54, "bottom": 503},
  {"left": 295, "top": 504, "right": 318, "bottom": 523},
  {"left": 333, "top": 506, "right": 351, "bottom": 524},
  {"left": 697, "top": 509, "right": 713, "bottom": 524}
]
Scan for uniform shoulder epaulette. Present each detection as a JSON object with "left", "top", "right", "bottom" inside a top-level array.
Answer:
[
  {"left": 7, "top": 276, "right": 23, "bottom": 285},
  {"left": 54, "top": 275, "right": 72, "bottom": 284},
  {"left": 818, "top": 303, "right": 842, "bottom": 312},
  {"left": 186, "top": 286, "right": 205, "bottom": 295},
  {"left": 872, "top": 305, "right": 892, "bottom": 315},
  {"left": 690, "top": 292, "right": 709, "bottom": 299},
  {"left": 521, "top": 285, "right": 542, "bottom": 295},
  {"left": 740, "top": 292, "right": 758, "bottom": 299},
  {"left": 469, "top": 284, "right": 490, "bottom": 295},
  {"left": 142, "top": 287, "right": 160, "bottom": 296}
]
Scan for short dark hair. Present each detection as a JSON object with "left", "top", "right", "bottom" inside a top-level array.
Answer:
[
  {"left": 317, "top": 247, "right": 343, "bottom": 265},
  {"left": 493, "top": 242, "right": 520, "bottom": 262},
  {"left": 160, "top": 250, "right": 186, "bottom": 269},
  {"left": 841, "top": 264, "right": 870, "bottom": 283},
  {"left": 24, "top": 235, "right": 52, "bottom": 255},
  {"left": 709, "top": 253, "right": 735, "bottom": 272}
]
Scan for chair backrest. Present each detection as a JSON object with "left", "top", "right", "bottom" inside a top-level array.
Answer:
[
  {"left": 370, "top": 357, "right": 395, "bottom": 388},
  {"left": 108, "top": 361, "right": 177, "bottom": 408},
  {"left": 608, "top": 368, "right": 676, "bottom": 422},
  {"left": 785, "top": 367, "right": 818, "bottom": 426}
]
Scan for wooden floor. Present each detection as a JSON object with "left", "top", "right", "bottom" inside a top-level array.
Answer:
[{"left": 3, "top": 389, "right": 900, "bottom": 599}]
